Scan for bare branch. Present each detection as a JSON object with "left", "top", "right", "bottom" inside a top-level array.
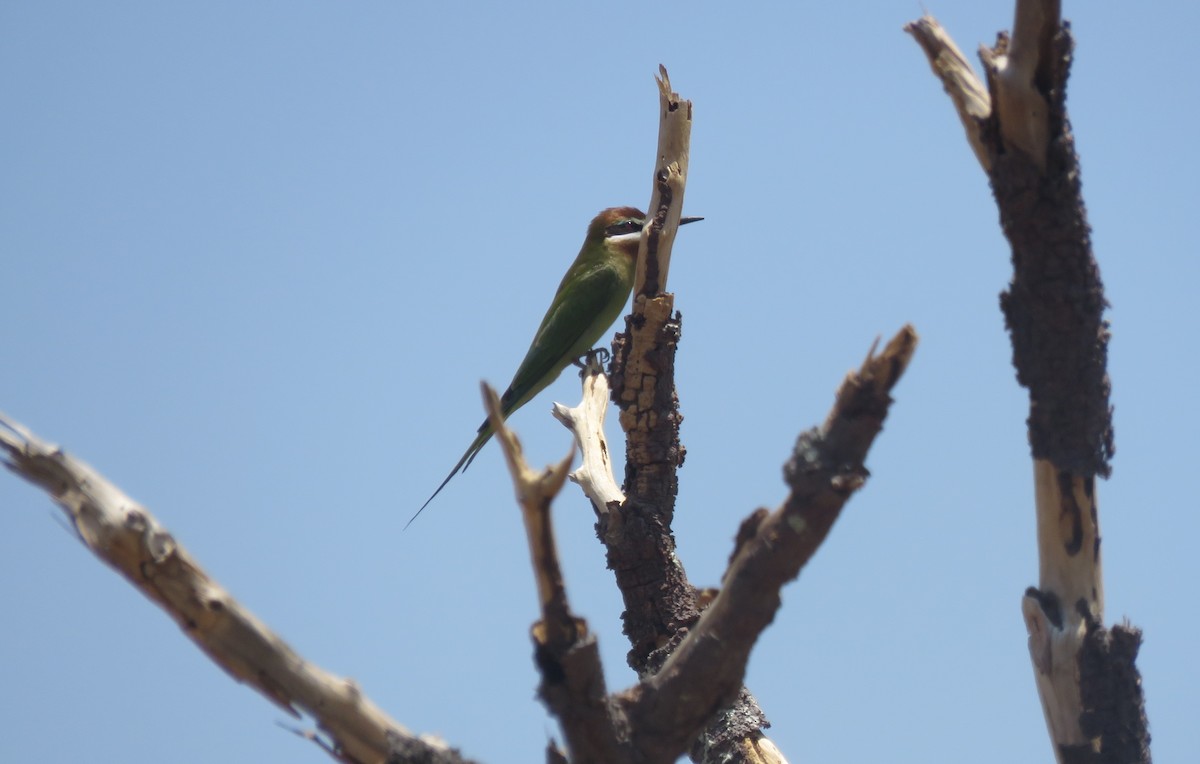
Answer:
[
  {"left": 904, "top": 15, "right": 992, "bottom": 171},
  {"left": 0, "top": 413, "right": 475, "bottom": 764},
  {"left": 633, "top": 64, "right": 695, "bottom": 299},
  {"left": 552, "top": 356, "right": 624, "bottom": 517},
  {"left": 607, "top": 65, "right": 777, "bottom": 763},
  {"left": 907, "top": 6, "right": 1147, "bottom": 762},
  {"left": 606, "top": 64, "right": 701, "bottom": 675},
  {"left": 482, "top": 385, "right": 626, "bottom": 764},
  {"left": 618, "top": 327, "right": 918, "bottom": 762},
  {"left": 985, "top": 0, "right": 1060, "bottom": 170}
]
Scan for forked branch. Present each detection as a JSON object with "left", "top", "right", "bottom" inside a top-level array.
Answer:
[
  {"left": 482, "top": 383, "right": 625, "bottom": 764},
  {"left": 906, "top": 4, "right": 1147, "bottom": 761},
  {"left": 617, "top": 327, "right": 918, "bottom": 761}
]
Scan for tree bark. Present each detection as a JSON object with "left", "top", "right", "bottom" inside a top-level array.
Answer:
[{"left": 906, "top": 5, "right": 1150, "bottom": 761}]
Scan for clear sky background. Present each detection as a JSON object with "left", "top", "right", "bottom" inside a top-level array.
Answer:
[{"left": 2, "top": 2, "right": 1195, "bottom": 762}]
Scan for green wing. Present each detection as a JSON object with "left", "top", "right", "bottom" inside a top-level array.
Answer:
[
  {"left": 499, "top": 261, "right": 628, "bottom": 417},
  {"left": 408, "top": 261, "right": 629, "bottom": 529}
]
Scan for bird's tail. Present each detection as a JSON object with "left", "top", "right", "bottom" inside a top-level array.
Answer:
[{"left": 405, "top": 419, "right": 496, "bottom": 529}]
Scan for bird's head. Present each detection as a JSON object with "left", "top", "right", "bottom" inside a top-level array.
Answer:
[{"left": 588, "top": 206, "right": 703, "bottom": 260}]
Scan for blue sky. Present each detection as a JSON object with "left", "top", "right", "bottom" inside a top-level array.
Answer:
[{"left": 2, "top": 2, "right": 1196, "bottom": 762}]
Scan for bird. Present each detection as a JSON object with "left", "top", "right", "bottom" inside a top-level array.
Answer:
[{"left": 408, "top": 206, "right": 702, "bottom": 527}]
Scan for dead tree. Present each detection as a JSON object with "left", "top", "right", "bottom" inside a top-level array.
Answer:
[
  {"left": 5, "top": 3, "right": 1150, "bottom": 760},
  {"left": 0, "top": 66, "right": 915, "bottom": 764},
  {"left": 907, "top": 2, "right": 1150, "bottom": 761}
]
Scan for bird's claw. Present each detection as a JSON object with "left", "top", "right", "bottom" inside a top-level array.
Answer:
[{"left": 573, "top": 347, "right": 610, "bottom": 374}]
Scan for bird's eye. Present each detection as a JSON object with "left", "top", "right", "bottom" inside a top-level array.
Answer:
[{"left": 606, "top": 220, "right": 642, "bottom": 237}]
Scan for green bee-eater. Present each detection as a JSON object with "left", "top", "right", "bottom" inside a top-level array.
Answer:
[{"left": 409, "top": 206, "right": 701, "bottom": 526}]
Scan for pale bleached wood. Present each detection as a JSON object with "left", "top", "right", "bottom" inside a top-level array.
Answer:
[
  {"left": 1023, "top": 459, "right": 1104, "bottom": 754},
  {"left": 632, "top": 64, "right": 694, "bottom": 298},
  {"left": 0, "top": 413, "right": 473, "bottom": 764},
  {"left": 984, "top": 0, "right": 1060, "bottom": 170},
  {"left": 551, "top": 356, "right": 624, "bottom": 521},
  {"left": 904, "top": 15, "right": 992, "bottom": 171},
  {"left": 483, "top": 382, "right": 575, "bottom": 619}
]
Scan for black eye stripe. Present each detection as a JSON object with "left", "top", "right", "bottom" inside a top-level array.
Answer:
[{"left": 605, "top": 220, "right": 642, "bottom": 237}]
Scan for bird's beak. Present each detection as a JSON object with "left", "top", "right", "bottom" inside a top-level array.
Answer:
[{"left": 679, "top": 216, "right": 703, "bottom": 225}]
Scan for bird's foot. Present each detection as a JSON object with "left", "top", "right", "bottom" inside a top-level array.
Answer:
[{"left": 573, "top": 347, "right": 610, "bottom": 376}]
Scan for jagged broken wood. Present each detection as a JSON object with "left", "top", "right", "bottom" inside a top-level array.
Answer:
[
  {"left": 633, "top": 64, "right": 695, "bottom": 299},
  {"left": 905, "top": 15, "right": 992, "bottom": 170},
  {"left": 482, "top": 383, "right": 625, "bottom": 764},
  {"left": 906, "top": 4, "right": 1149, "bottom": 762},
  {"left": 0, "top": 413, "right": 475, "bottom": 764},
  {"left": 607, "top": 67, "right": 706, "bottom": 676},
  {"left": 618, "top": 326, "right": 917, "bottom": 763},
  {"left": 510, "top": 324, "right": 917, "bottom": 764},
  {"left": 606, "top": 65, "right": 781, "bottom": 764},
  {"left": 552, "top": 354, "right": 624, "bottom": 517}
]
